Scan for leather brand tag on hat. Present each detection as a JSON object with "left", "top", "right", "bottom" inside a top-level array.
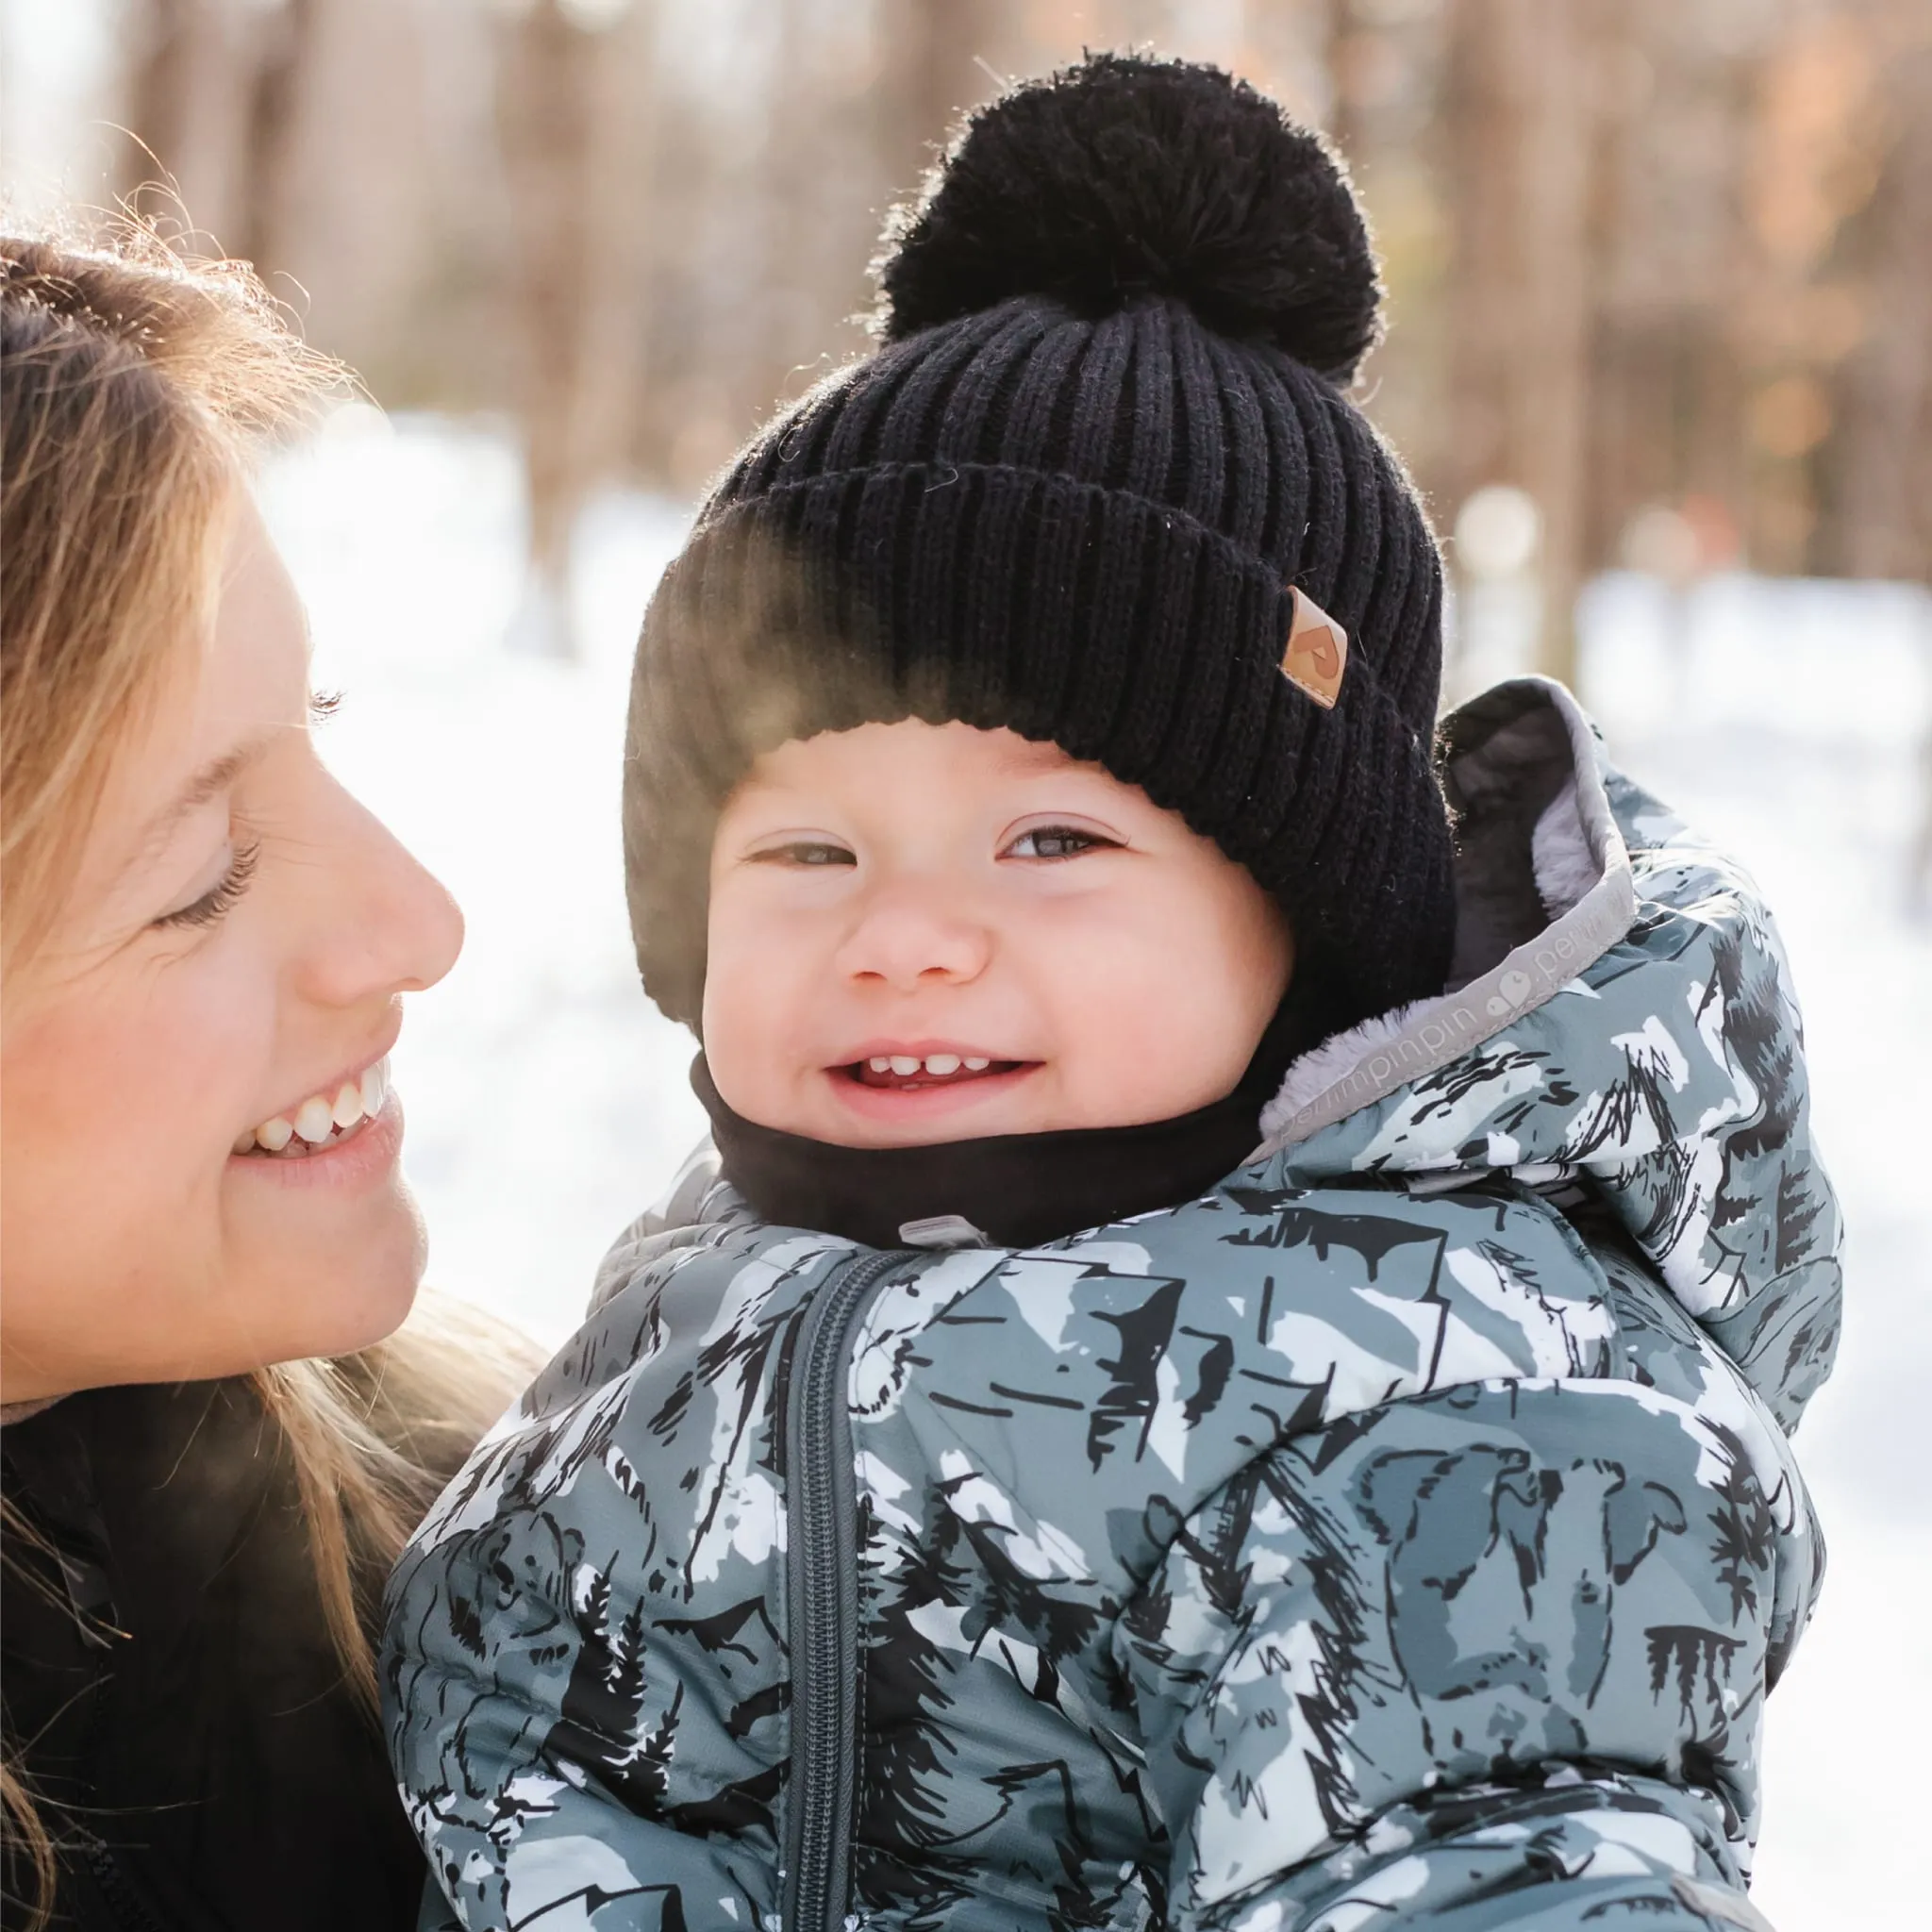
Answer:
[{"left": 1281, "top": 586, "right": 1347, "bottom": 709}]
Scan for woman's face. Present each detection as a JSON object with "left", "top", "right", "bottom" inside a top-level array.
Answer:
[{"left": 0, "top": 497, "right": 463, "bottom": 1403}]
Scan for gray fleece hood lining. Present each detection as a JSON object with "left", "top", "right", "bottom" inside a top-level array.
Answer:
[{"left": 1258, "top": 678, "right": 1636, "bottom": 1153}]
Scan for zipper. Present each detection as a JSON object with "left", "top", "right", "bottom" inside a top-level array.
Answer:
[
  {"left": 81, "top": 1840, "right": 175, "bottom": 1932},
  {"left": 781, "top": 1249, "right": 906, "bottom": 1932}
]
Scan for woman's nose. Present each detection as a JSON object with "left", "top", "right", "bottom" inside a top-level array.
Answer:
[
  {"left": 291, "top": 782, "right": 464, "bottom": 1007},
  {"left": 834, "top": 881, "right": 991, "bottom": 991}
]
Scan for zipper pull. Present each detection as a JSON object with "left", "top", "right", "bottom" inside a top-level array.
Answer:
[{"left": 897, "top": 1213, "right": 990, "bottom": 1249}]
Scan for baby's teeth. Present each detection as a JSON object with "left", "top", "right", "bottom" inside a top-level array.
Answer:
[
  {"left": 359, "top": 1058, "right": 390, "bottom": 1118},
  {"left": 332, "top": 1081, "right": 364, "bottom": 1130},
  {"left": 963, "top": 1057, "right": 991, "bottom": 1072},
  {"left": 924, "top": 1053, "right": 961, "bottom": 1076},
  {"left": 293, "top": 1094, "right": 337, "bottom": 1144},
  {"left": 257, "top": 1115, "right": 295, "bottom": 1152},
  {"left": 233, "top": 1128, "right": 259, "bottom": 1156},
  {"left": 869, "top": 1058, "right": 892, "bottom": 1074},
  {"left": 888, "top": 1056, "right": 921, "bottom": 1076}
]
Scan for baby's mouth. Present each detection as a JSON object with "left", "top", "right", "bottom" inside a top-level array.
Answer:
[{"left": 846, "top": 1053, "right": 1025, "bottom": 1092}]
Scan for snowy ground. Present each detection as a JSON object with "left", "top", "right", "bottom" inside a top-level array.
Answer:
[{"left": 261, "top": 414, "right": 1930, "bottom": 1931}]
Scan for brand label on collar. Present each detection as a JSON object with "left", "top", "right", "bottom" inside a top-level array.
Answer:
[{"left": 1282, "top": 587, "right": 1347, "bottom": 708}]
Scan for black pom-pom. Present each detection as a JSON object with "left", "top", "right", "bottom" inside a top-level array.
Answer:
[{"left": 875, "top": 53, "right": 1382, "bottom": 381}]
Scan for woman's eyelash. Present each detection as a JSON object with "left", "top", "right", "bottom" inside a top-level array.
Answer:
[{"left": 155, "top": 841, "right": 261, "bottom": 930}]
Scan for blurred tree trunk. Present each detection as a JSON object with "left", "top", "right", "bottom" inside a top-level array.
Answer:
[
  {"left": 234, "top": 0, "right": 322, "bottom": 276},
  {"left": 1827, "top": 23, "right": 1932, "bottom": 583},
  {"left": 123, "top": 0, "right": 208, "bottom": 191},
  {"left": 1441, "top": 0, "right": 1604, "bottom": 684},
  {"left": 120, "top": 0, "right": 244, "bottom": 239},
  {"left": 121, "top": 0, "right": 330, "bottom": 290},
  {"left": 1324, "top": 0, "right": 1361, "bottom": 164},
  {"left": 758, "top": 0, "right": 832, "bottom": 405},
  {"left": 494, "top": 0, "right": 603, "bottom": 658},
  {"left": 1097, "top": 1, "right": 1172, "bottom": 58},
  {"left": 875, "top": 0, "right": 1004, "bottom": 206}
]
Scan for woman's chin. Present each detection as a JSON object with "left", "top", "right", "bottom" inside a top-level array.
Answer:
[{"left": 227, "top": 1177, "right": 430, "bottom": 1364}]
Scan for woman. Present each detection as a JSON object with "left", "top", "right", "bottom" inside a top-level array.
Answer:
[{"left": 0, "top": 228, "right": 534, "bottom": 1928}]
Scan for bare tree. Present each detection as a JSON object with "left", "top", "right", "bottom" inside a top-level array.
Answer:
[
  {"left": 493, "top": 0, "right": 605, "bottom": 657},
  {"left": 1324, "top": 0, "right": 1363, "bottom": 165},
  {"left": 1441, "top": 0, "right": 1607, "bottom": 685},
  {"left": 119, "top": 0, "right": 248, "bottom": 241},
  {"left": 1826, "top": 13, "right": 1932, "bottom": 583},
  {"left": 119, "top": 0, "right": 331, "bottom": 292},
  {"left": 233, "top": 0, "right": 322, "bottom": 275},
  {"left": 875, "top": 0, "right": 1005, "bottom": 208}
]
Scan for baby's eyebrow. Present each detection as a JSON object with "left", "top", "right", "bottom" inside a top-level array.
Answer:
[{"left": 993, "top": 738, "right": 1085, "bottom": 775}]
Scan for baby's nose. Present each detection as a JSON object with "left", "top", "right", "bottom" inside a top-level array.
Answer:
[{"left": 834, "top": 890, "right": 991, "bottom": 990}]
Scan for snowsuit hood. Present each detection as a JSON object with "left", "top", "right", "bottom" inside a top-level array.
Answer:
[
  {"left": 385, "top": 679, "right": 1839, "bottom": 1932},
  {"left": 1257, "top": 675, "right": 1840, "bottom": 1434}
]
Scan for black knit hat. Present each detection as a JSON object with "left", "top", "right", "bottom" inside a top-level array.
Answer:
[{"left": 624, "top": 53, "right": 1456, "bottom": 1041}]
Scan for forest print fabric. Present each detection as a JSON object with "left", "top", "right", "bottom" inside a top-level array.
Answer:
[{"left": 385, "top": 683, "right": 1840, "bottom": 1932}]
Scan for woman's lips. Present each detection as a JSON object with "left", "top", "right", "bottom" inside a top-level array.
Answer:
[{"left": 226, "top": 1090, "right": 405, "bottom": 1189}]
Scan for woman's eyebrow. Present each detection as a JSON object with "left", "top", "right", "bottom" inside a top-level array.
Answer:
[{"left": 116, "top": 732, "right": 275, "bottom": 883}]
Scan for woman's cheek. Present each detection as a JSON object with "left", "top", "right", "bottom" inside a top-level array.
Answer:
[
  {"left": 0, "top": 967, "right": 257, "bottom": 1391},
  {"left": 149, "top": 943, "right": 281, "bottom": 1180},
  {"left": 16, "top": 954, "right": 248, "bottom": 1189}
]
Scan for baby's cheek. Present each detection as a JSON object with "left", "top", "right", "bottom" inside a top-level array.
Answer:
[
  {"left": 1046, "top": 944, "right": 1240, "bottom": 1121},
  {"left": 701, "top": 931, "right": 805, "bottom": 1126}
]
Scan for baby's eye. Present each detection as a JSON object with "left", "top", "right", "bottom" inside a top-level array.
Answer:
[
  {"left": 1005, "top": 824, "right": 1114, "bottom": 860},
  {"left": 750, "top": 841, "right": 856, "bottom": 868}
]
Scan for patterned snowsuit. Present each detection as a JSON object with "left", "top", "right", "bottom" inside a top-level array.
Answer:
[{"left": 384, "top": 680, "right": 1840, "bottom": 1931}]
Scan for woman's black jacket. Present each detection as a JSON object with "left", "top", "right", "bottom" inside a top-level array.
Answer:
[{"left": 2, "top": 1379, "right": 443, "bottom": 1931}]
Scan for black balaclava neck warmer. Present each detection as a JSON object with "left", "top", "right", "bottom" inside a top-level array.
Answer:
[{"left": 691, "top": 968, "right": 1346, "bottom": 1252}]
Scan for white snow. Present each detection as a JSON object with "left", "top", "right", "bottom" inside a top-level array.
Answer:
[
  {"left": 1580, "top": 570, "right": 1932, "bottom": 1932},
  {"left": 260, "top": 415, "right": 1932, "bottom": 1931}
]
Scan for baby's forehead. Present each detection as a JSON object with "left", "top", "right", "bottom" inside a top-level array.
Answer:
[{"left": 733, "top": 719, "right": 1103, "bottom": 796}]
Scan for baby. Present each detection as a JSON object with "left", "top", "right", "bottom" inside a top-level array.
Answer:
[{"left": 386, "top": 56, "right": 1840, "bottom": 1932}]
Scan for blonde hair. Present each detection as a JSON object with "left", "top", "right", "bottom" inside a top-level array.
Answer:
[{"left": 0, "top": 223, "right": 538, "bottom": 1919}]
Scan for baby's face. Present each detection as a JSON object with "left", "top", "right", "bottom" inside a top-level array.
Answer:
[{"left": 703, "top": 721, "right": 1293, "bottom": 1148}]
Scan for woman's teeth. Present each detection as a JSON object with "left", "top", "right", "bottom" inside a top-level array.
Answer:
[{"left": 235, "top": 1059, "right": 391, "bottom": 1158}]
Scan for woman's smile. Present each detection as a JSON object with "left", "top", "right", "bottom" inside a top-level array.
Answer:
[
  {"left": 232, "top": 1045, "right": 397, "bottom": 1158},
  {"left": 226, "top": 1042, "right": 408, "bottom": 1192},
  {"left": 226, "top": 1088, "right": 406, "bottom": 1191}
]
